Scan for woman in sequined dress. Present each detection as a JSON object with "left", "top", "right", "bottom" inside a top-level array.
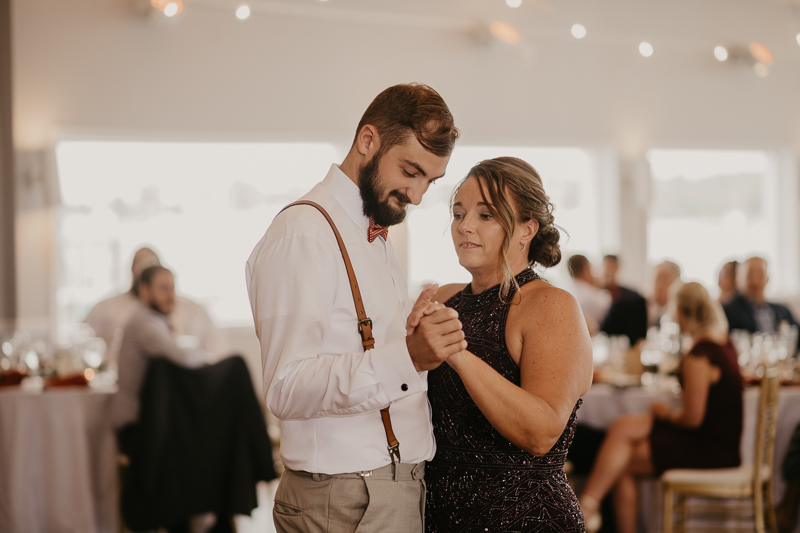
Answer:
[{"left": 407, "top": 157, "right": 593, "bottom": 532}]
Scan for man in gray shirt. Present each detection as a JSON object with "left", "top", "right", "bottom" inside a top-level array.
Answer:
[{"left": 113, "top": 265, "right": 209, "bottom": 433}]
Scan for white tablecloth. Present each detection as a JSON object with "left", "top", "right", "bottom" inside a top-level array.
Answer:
[
  {"left": 577, "top": 384, "right": 800, "bottom": 533},
  {"left": 0, "top": 386, "right": 118, "bottom": 533}
]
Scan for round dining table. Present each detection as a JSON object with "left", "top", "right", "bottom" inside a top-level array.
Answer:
[{"left": 0, "top": 383, "right": 119, "bottom": 533}]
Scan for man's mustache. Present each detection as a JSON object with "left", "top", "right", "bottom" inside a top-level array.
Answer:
[{"left": 390, "top": 190, "right": 411, "bottom": 206}]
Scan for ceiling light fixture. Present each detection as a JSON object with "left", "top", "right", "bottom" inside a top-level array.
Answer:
[
  {"left": 571, "top": 24, "right": 586, "bottom": 39},
  {"left": 714, "top": 46, "right": 728, "bottom": 61},
  {"left": 639, "top": 42, "right": 653, "bottom": 57},
  {"left": 490, "top": 21, "right": 521, "bottom": 46},
  {"left": 506, "top": 0, "right": 522, "bottom": 8},
  {"left": 163, "top": 1, "right": 182, "bottom": 17},
  {"left": 796, "top": 33, "right": 800, "bottom": 46},
  {"left": 749, "top": 42, "right": 774, "bottom": 65},
  {"left": 236, "top": 4, "right": 251, "bottom": 20}
]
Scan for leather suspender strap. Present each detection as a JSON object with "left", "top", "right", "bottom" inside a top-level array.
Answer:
[{"left": 279, "top": 201, "right": 401, "bottom": 464}]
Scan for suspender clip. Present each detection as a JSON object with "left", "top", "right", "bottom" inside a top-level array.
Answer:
[{"left": 387, "top": 443, "right": 401, "bottom": 465}]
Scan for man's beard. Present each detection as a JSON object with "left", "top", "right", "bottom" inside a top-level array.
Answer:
[{"left": 358, "top": 152, "right": 411, "bottom": 227}]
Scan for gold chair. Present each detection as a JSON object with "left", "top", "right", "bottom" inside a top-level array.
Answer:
[{"left": 662, "top": 367, "right": 780, "bottom": 533}]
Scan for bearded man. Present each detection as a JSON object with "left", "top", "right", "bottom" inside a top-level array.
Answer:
[{"left": 246, "top": 84, "right": 465, "bottom": 533}]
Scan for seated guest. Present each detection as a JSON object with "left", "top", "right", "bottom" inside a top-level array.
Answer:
[
  {"left": 567, "top": 254, "right": 612, "bottom": 335},
  {"left": 579, "top": 282, "right": 743, "bottom": 533},
  {"left": 777, "top": 422, "right": 800, "bottom": 533},
  {"left": 115, "top": 265, "right": 274, "bottom": 533},
  {"left": 723, "top": 256, "right": 799, "bottom": 335},
  {"left": 647, "top": 260, "right": 682, "bottom": 327},
  {"left": 602, "top": 254, "right": 640, "bottom": 302},
  {"left": 717, "top": 260, "right": 739, "bottom": 305},
  {"left": 85, "top": 247, "right": 223, "bottom": 362},
  {"left": 113, "top": 265, "right": 210, "bottom": 443},
  {"left": 600, "top": 255, "right": 648, "bottom": 343}
]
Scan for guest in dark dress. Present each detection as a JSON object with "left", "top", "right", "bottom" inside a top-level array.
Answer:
[
  {"left": 579, "top": 282, "right": 743, "bottom": 533},
  {"left": 407, "top": 157, "right": 593, "bottom": 532}
]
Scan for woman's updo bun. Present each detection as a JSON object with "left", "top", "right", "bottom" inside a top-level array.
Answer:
[{"left": 529, "top": 212, "right": 561, "bottom": 269}]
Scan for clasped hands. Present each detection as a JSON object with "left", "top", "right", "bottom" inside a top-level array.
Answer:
[{"left": 405, "top": 284, "right": 467, "bottom": 372}]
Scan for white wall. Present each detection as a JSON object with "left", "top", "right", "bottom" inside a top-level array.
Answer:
[{"left": 10, "top": 0, "right": 800, "bottom": 327}]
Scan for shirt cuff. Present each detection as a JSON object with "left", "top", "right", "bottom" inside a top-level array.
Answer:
[{"left": 371, "top": 337, "right": 427, "bottom": 402}]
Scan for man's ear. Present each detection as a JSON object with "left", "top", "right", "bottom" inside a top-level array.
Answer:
[{"left": 355, "top": 124, "right": 379, "bottom": 157}]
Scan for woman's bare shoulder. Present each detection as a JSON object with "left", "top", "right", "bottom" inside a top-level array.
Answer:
[
  {"left": 434, "top": 283, "right": 467, "bottom": 303},
  {"left": 518, "top": 279, "right": 581, "bottom": 313}
]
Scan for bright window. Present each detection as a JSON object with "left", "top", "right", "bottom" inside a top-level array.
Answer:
[
  {"left": 406, "top": 146, "right": 600, "bottom": 295},
  {"left": 647, "top": 149, "right": 780, "bottom": 294},
  {"left": 55, "top": 141, "right": 341, "bottom": 328}
]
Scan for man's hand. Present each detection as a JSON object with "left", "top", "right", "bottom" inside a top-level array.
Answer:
[
  {"left": 407, "top": 284, "right": 442, "bottom": 335},
  {"left": 406, "top": 308, "right": 467, "bottom": 372}
]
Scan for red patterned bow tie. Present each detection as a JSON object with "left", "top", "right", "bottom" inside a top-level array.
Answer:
[{"left": 368, "top": 217, "right": 389, "bottom": 243}]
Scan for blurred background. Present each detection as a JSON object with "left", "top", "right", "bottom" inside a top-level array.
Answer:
[{"left": 2, "top": 0, "right": 800, "bottom": 531}]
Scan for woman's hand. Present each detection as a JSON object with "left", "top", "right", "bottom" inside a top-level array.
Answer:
[
  {"left": 406, "top": 284, "right": 442, "bottom": 335},
  {"left": 650, "top": 401, "right": 670, "bottom": 420}
]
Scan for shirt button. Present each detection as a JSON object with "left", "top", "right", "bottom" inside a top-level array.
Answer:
[{"left": 401, "top": 383, "right": 408, "bottom": 392}]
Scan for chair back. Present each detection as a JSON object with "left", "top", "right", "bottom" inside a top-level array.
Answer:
[{"left": 752, "top": 366, "right": 780, "bottom": 493}]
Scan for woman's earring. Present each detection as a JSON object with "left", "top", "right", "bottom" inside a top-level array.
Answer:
[{"left": 520, "top": 242, "right": 527, "bottom": 251}]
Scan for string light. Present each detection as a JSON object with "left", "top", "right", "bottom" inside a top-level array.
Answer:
[
  {"left": 571, "top": 24, "right": 587, "bottom": 39},
  {"left": 796, "top": 33, "right": 800, "bottom": 46},
  {"left": 639, "top": 42, "right": 654, "bottom": 57},
  {"left": 713, "top": 46, "right": 728, "bottom": 61},
  {"left": 236, "top": 4, "right": 251, "bottom": 20},
  {"left": 506, "top": 0, "right": 522, "bottom": 7},
  {"left": 163, "top": 2, "right": 181, "bottom": 17},
  {"left": 490, "top": 21, "right": 521, "bottom": 45},
  {"left": 749, "top": 42, "right": 773, "bottom": 65}
]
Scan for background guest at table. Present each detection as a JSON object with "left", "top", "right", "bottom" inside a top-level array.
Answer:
[
  {"left": 115, "top": 265, "right": 270, "bottom": 533},
  {"left": 579, "top": 282, "right": 743, "bottom": 533},
  {"left": 85, "top": 246, "right": 223, "bottom": 362},
  {"left": 113, "top": 265, "right": 217, "bottom": 533},
  {"left": 602, "top": 254, "right": 640, "bottom": 303},
  {"left": 777, "top": 421, "right": 800, "bottom": 533},
  {"left": 723, "top": 256, "right": 799, "bottom": 336},
  {"left": 717, "top": 260, "right": 739, "bottom": 305},
  {"left": 112, "top": 265, "right": 211, "bottom": 443},
  {"left": 567, "top": 254, "right": 611, "bottom": 335},
  {"left": 647, "top": 260, "right": 682, "bottom": 327},
  {"left": 599, "top": 254, "right": 648, "bottom": 344}
]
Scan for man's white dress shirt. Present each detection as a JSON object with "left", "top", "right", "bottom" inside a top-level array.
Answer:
[{"left": 246, "top": 164, "right": 435, "bottom": 475}]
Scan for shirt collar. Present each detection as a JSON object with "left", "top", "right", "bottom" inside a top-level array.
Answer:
[{"left": 321, "top": 164, "right": 371, "bottom": 237}]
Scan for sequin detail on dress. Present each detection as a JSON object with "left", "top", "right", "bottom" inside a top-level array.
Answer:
[{"left": 426, "top": 268, "right": 585, "bottom": 532}]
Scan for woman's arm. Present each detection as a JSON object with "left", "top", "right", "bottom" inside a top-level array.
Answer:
[
  {"left": 656, "top": 355, "right": 715, "bottom": 428},
  {"left": 446, "top": 285, "right": 593, "bottom": 456}
]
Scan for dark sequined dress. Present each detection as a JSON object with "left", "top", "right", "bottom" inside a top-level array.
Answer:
[{"left": 426, "top": 268, "right": 585, "bottom": 533}]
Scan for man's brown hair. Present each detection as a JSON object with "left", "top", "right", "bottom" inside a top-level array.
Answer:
[{"left": 354, "top": 83, "right": 459, "bottom": 157}]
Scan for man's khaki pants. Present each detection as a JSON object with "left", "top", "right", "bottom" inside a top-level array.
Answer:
[{"left": 273, "top": 462, "right": 426, "bottom": 533}]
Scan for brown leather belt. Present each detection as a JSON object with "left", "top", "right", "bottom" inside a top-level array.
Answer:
[{"left": 280, "top": 200, "right": 401, "bottom": 464}]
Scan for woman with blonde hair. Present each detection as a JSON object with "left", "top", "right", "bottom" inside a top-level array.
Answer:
[
  {"left": 408, "top": 157, "right": 594, "bottom": 531},
  {"left": 579, "top": 282, "right": 744, "bottom": 533}
]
